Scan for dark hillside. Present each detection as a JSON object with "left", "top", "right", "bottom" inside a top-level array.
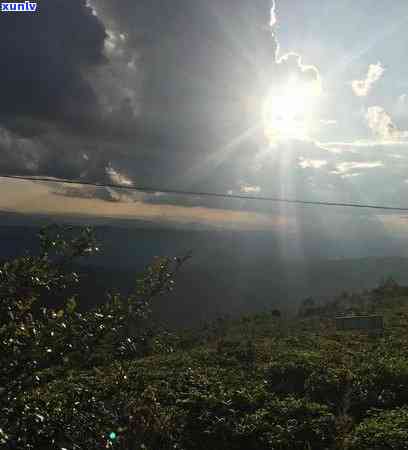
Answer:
[
  {"left": 2, "top": 223, "right": 408, "bottom": 449},
  {"left": 3, "top": 222, "right": 408, "bottom": 327}
]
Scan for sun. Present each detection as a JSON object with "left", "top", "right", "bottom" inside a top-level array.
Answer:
[{"left": 262, "top": 76, "right": 321, "bottom": 142}]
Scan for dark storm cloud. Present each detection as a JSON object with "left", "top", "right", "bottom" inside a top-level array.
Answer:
[
  {"left": 0, "top": 0, "right": 112, "bottom": 178},
  {"left": 0, "top": 0, "right": 324, "bottom": 208},
  {"left": 0, "top": 0, "right": 280, "bottom": 187},
  {"left": 0, "top": 0, "right": 106, "bottom": 123},
  {"left": 91, "top": 0, "right": 278, "bottom": 162}
]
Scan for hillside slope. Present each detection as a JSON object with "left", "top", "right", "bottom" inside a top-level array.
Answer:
[
  {"left": 6, "top": 279, "right": 408, "bottom": 449},
  {"left": 2, "top": 222, "right": 408, "bottom": 326}
]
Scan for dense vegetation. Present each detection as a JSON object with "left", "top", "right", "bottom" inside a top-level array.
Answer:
[{"left": 1, "top": 226, "right": 408, "bottom": 449}]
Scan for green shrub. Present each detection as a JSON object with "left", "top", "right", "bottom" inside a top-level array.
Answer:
[
  {"left": 347, "top": 407, "right": 408, "bottom": 450},
  {"left": 350, "top": 356, "right": 408, "bottom": 418},
  {"left": 179, "top": 388, "right": 335, "bottom": 450},
  {"left": 265, "top": 351, "right": 323, "bottom": 395},
  {"left": 0, "top": 225, "right": 189, "bottom": 449},
  {"left": 306, "top": 365, "right": 355, "bottom": 411}
]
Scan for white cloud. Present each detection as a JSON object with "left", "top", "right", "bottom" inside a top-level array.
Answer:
[
  {"left": 331, "top": 161, "right": 383, "bottom": 175},
  {"left": 266, "top": 4, "right": 323, "bottom": 145},
  {"left": 270, "top": 0, "right": 277, "bottom": 27},
  {"left": 342, "top": 172, "right": 362, "bottom": 178},
  {"left": 270, "top": 8, "right": 322, "bottom": 102},
  {"left": 277, "top": 52, "right": 322, "bottom": 96},
  {"left": 240, "top": 185, "right": 261, "bottom": 194},
  {"left": 366, "top": 106, "right": 408, "bottom": 141},
  {"left": 104, "top": 29, "right": 119, "bottom": 55},
  {"left": 105, "top": 165, "right": 133, "bottom": 186},
  {"left": 319, "top": 140, "right": 408, "bottom": 149},
  {"left": 298, "top": 158, "right": 328, "bottom": 169},
  {"left": 320, "top": 119, "right": 337, "bottom": 126},
  {"left": 352, "top": 62, "right": 385, "bottom": 97},
  {"left": 85, "top": 0, "right": 98, "bottom": 16},
  {"left": 263, "top": 52, "right": 322, "bottom": 144}
]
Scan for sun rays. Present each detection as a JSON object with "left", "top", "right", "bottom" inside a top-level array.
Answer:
[{"left": 262, "top": 75, "right": 322, "bottom": 142}]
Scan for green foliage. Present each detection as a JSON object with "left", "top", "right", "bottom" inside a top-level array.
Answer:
[
  {"left": 266, "top": 351, "right": 323, "bottom": 395},
  {"left": 271, "top": 309, "right": 281, "bottom": 318},
  {"left": 2, "top": 229, "right": 408, "bottom": 449},
  {"left": 350, "top": 356, "right": 408, "bottom": 418},
  {"left": 347, "top": 408, "right": 408, "bottom": 450},
  {"left": 306, "top": 365, "right": 355, "bottom": 411},
  {"left": 179, "top": 390, "right": 335, "bottom": 450},
  {"left": 0, "top": 225, "right": 190, "bottom": 449}
]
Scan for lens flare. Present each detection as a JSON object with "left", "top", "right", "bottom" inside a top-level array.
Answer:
[{"left": 109, "top": 431, "right": 117, "bottom": 441}]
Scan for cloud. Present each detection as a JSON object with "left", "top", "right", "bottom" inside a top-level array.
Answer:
[
  {"left": 0, "top": 179, "right": 292, "bottom": 232},
  {"left": 331, "top": 161, "right": 383, "bottom": 176},
  {"left": 0, "top": 0, "right": 325, "bottom": 221},
  {"left": 0, "top": 0, "right": 106, "bottom": 123},
  {"left": 342, "top": 172, "right": 362, "bottom": 179},
  {"left": 53, "top": 182, "right": 146, "bottom": 205},
  {"left": 105, "top": 165, "right": 133, "bottom": 186},
  {"left": 0, "top": 1, "right": 278, "bottom": 184},
  {"left": 270, "top": 0, "right": 277, "bottom": 27},
  {"left": 0, "top": 127, "right": 46, "bottom": 174},
  {"left": 240, "top": 185, "right": 261, "bottom": 194},
  {"left": 319, "top": 140, "right": 408, "bottom": 149},
  {"left": 0, "top": 0, "right": 114, "bottom": 181},
  {"left": 366, "top": 106, "right": 408, "bottom": 141},
  {"left": 104, "top": 28, "right": 126, "bottom": 56},
  {"left": 298, "top": 158, "right": 328, "bottom": 169},
  {"left": 351, "top": 62, "right": 385, "bottom": 97},
  {"left": 54, "top": 185, "right": 114, "bottom": 202},
  {"left": 276, "top": 52, "right": 322, "bottom": 94}
]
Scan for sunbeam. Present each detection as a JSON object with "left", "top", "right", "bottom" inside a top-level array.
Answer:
[{"left": 183, "top": 124, "right": 262, "bottom": 189}]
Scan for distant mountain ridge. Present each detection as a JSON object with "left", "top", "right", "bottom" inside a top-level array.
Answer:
[{"left": 2, "top": 213, "right": 408, "bottom": 327}]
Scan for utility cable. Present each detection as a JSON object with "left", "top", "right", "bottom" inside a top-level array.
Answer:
[{"left": 1, "top": 174, "right": 408, "bottom": 212}]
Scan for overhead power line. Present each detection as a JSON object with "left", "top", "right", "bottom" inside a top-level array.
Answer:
[{"left": 1, "top": 174, "right": 408, "bottom": 212}]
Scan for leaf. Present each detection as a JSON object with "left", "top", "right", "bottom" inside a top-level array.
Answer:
[{"left": 66, "top": 298, "right": 77, "bottom": 315}]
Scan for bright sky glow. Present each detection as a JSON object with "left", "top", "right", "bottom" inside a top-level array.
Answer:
[{"left": 262, "top": 76, "right": 321, "bottom": 142}]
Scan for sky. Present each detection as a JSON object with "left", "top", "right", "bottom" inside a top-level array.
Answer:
[{"left": 1, "top": 0, "right": 408, "bottom": 251}]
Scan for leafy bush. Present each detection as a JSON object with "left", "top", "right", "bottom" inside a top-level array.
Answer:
[
  {"left": 347, "top": 407, "right": 408, "bottom": 450},
  {"left": 0, "top": 225, "right": 189, "bottom": 449},
  {"left": 350, "top": 356, "right": 408, "bottom": 418},
  {"left": 178, "top": 387, "right": 335, "bottom": 450},
  {"left": 265, "top": 351, "right": 323, "bottom": 395},
  {"left": 306, "top": 365, "right": 355, "bottom": 411}
]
